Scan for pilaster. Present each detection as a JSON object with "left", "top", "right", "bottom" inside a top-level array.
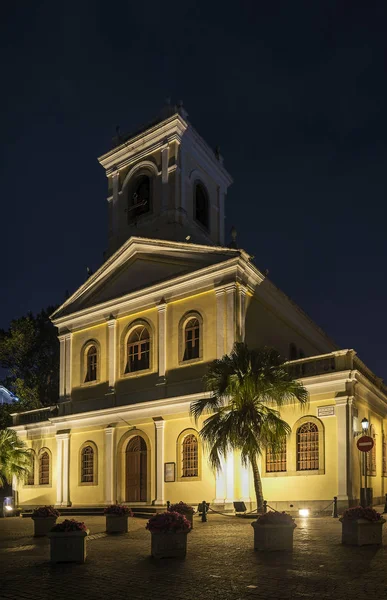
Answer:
[
  {"left": 215, "top": 288, "right": 226, "bottom": 359},
  {"left": 56, "top": 430, "right": 71, "bottom": 507},
  {"left": 59, "top": 335, "right": 66, "bottom": 400},
  {"left": 153, "top": 418, "right": 165, "bottom": 505},
  {"left": 104, "top": 425, "right": 116, "bottom": 505},
  {"left": 336, "top": 397, "right": 350, "bottom": 502},
  {"left": 225, "top": 451, "right": 235, "bottom": 504},
  {"left": 107, "top": 317, "right": 117, "bottom": 390},
  {"left": 225, "top": 284, "right": 236, "bottom": 354},
  {"left": 64, "top": 333, "right": 72, "bottom": 398},
  {"left": 238, "top": 285, "right": 247, "bottom": 342},
  {"left": 157, "top": 301, "right": 167, "bottom": 384}
]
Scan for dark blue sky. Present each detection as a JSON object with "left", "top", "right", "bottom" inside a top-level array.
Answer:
[{"left": 1, "top": 2, "right": 387, "bottom": 378}]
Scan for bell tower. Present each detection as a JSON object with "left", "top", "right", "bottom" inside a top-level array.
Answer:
[{"left": 98, "top": 104, "right": 233, "bottom": 257}]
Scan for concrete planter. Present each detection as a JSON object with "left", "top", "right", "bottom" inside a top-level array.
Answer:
[
  {"left": 32, "top": 517, "right": 58, "bottom": 537},
  {"left": 340, "top": 518, "right": 386, "bottom": 546},
  {"left": 106, "top": 515, "right": 129, "bottom": 534},
  {"left": 151, "top": 532, "right": 189, "bottom": 559},
  {"left": 251, "top": 522, "right": 296, "bottom": 551},
  {"left": 48, "top": 529, "right": 89, "bottom": 563}
]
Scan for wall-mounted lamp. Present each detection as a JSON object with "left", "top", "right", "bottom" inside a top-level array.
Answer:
[{"left": 361, "top": 417, "right": 369, "bottom": 431}]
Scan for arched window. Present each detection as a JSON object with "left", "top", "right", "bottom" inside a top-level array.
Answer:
[
  {"left": 367, "top": 425, "right": 376, "bottom": 476},
  {"left": 183, "top": 318, "right": 200, "bottom": 361},
  {"left": 128, "top": 175, "right": 151, "bottom": 220},
  {"left": 289, "top": 343, "right": 298, "bottom": 361},
  {"left": 194, "top": 182, "right": 209, "bottom": 229},
  {"left": 297, "top": 422, "right": 319, "bottom": 471},
  {"left": 39, "top": 450, "right": 50, "bottom": 485},
  {"left": 266, "top": 439, "right": 287, "bottom": 473},
  {"left": 85, "top": 345, "right": 98, "bottom": 383},
  {"left": 126, "top": 325, "right": 150, "bottom": 373},
  {"left": 182, "top": 434, "right": 198, "bottom": 478},
  {"left": 26, "top": 450, "right": 35, "bottom": 486},
  {"left": 81, "top": 445, "right": 95, "bottom": 483}
]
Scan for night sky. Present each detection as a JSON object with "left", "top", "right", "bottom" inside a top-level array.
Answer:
[{"left": 2, "top": 2, "right": 387, "bottom": 378}]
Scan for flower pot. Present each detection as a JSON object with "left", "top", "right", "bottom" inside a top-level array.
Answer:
[
  {"left": 340, "top": 518, "right": 386, "bottom": 546},
  {"left": 32, "top": 517, "right": 58, "bottom": 537},
  {"left": 251, "top": 522, "right": 296, "bottom": 551},
  {"left": 106, "top": 514, "right": 129, "bottom": 534},
  {"left": 177, "top": 511, "right": 193, "bottom": 529},
  {"left": 151, "top": 532, "right": 188, "bottom": 559},
  {"left": 48, "top": 529, "right": 89, "bottom": 563}
]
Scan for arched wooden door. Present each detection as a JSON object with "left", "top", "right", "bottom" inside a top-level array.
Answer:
[{"left": 125, "top": 436, "right": 147, "bottom": 502}]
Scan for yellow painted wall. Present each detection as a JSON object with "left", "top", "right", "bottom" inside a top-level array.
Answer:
[
  {"left": 69, "top": 429, "right": 105, "bottom": 506},
  {"left": 19, "top": 436, "right": 57, "bottom": 506}
]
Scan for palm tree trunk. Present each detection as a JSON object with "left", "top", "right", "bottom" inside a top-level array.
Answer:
[{"left": 250, "top": 454, "right": 264, "bottom": 513}]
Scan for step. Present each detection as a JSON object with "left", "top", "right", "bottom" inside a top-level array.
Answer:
[{"left": 21, "top": 505, "right": 167, "bottom": 518}]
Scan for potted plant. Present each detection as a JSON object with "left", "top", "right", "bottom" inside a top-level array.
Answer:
[
  {"left": 251, "top": 511, "right": 297, "bottom": 551},
  {"left": 48, "top": 519, "right": 89, "bottom": 563},
  {"left": 340, "top": 506, "right": 385, "bottom": 546},
  {"left": 104, "top": 504, "right": 133, "bottom": 534},
  {"left": 168, "top": 501, "right": 195, "bottom": 529},
  {"left": 31, "top": 506, "right": 60, "bottom": 537},
  {"left": 146, "top": 511, "right": 191, "bottom": 559}
]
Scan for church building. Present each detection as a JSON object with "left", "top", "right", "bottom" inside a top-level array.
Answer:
[{"left": 12, "top": 105, "right": 387, "bottom": 513}]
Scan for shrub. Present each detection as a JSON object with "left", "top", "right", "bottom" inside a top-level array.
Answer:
[
  {"left": 256, "top": 511, "right": 296, "bottom": 527},
  {"left": 104, "top": 504, "right": 133, "bottom": 516},
  {"left": 168, "top": 501, "right": 194, "bottom": 515},
  {"left": 51, "top": 519, "right": 87, "bottom": 532},
  {"left": 146, "top": 511, "right": 191, "bottom": 534},
  {"left": 341, "top": 506, "right": 382, "bottom": 522},
  {"left": 32, "top": 506, "right": 60, "bottom": 518}
]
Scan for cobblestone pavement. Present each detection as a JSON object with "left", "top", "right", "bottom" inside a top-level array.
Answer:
[{"left": 1, "top": 512, "right": 387, "bottom": 600}]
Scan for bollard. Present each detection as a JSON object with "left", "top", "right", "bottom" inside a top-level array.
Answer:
[
  {"left": 332, "top": 496, "right": 338, "bottom": 518},
  {"left": 166, "top": 500, "right": 170, "bottom": 511},
  {"left": 201, "top": 500, "right": 208, "bottom": 522},
  {"left": 384, "top": 493, "right": 387, "bottom": 514},
  {"left": 263, "top": 500, "right": 267, "bottom": 514}
]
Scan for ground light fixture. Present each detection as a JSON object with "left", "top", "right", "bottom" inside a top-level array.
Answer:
[
  {"left": 299, "top": 508, "right": 310, "bottom": 517},
  {"left": 4, "top": 506, "right": 13, "bottom": 511}
]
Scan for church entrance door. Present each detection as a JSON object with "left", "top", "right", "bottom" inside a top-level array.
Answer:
[{"left": 125, "top": 436, "right": 147, "bottom": 502}]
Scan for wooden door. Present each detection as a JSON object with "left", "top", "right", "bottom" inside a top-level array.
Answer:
[{"left": 126, "top": 436, "right": 147, "bottom": 502}]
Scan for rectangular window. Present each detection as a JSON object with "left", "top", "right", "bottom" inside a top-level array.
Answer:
[{"left": 266, "top": 440, "right": 287, "bottom": 473}]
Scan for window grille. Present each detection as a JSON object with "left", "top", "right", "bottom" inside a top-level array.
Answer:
[
  {"left": 85, "top": 345, "right": 98, "bottom": 382},
  {"left": 26, "top": 452, "right": 35, "bottom": 485},
  {"left": 183, "top": 318, "right": 200, "bottom": 361},
  {"left": 266, "top": 440, "right": 287, "bottom": 472},
  {"left": 297, "top": 422, "right": 319, "bottom": 471},
  {"left": 39, "top": 451, "right": 50, "bottom": 485},
  {"left": 182, "top": 434, "right": 198, "bottom": 477},
  {"left": 126, "top": 326, "right": 150, "bottom": 372},
  {"left": 81, "top": 446, "right": 94, "bottom": 483}
]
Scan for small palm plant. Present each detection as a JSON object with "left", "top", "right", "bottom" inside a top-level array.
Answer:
[
  {"left": 0, "top": 429, "right": 32, "bottom": 487},
  {"left": 190, "top": 343, "right": 308, "bottom": 512}
]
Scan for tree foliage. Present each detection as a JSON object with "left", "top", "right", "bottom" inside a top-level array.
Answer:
[
  {"left": 0, "top": 429, "right": 32, "bottom": 487},
  {"left": 191, "top": 343, "right": 308, "bottom": 511},
  {"left": 0, "top": 307, "right": 59, "bottom": 413}
]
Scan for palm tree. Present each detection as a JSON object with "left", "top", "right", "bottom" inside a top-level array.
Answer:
[
  {"left": 0, "top": 429, "right": 32, "bottom": 487},
  {"left": 190, "top": 343, "right": 308, "bottom": 512}
]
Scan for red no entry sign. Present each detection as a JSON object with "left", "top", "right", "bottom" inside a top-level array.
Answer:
[{"left": 357, "top": 436, "right": 374, "bottom": 452}]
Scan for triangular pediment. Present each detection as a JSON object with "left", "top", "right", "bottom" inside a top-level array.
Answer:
[{"left": 52, "top": 237, "right": 240, "bottom": 321}]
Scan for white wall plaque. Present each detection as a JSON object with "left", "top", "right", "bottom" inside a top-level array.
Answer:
[{"left": 318, "top": 405, "right": 335, "bottom": 417}]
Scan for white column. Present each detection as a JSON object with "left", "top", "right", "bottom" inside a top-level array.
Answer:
[
  {"left": 238, "top": 285, "right": 247, "bottom": 342},
  {"left": 213, "top": 457, "right": 227, "bottom": 504},
  {"left": 64, "top": 333, "right": 72, "bottom": 398},
  {"left": 104, "top": 425, "right": 116, "bottom": 505},
  {"left": 240, "top": 459, "right": 251, "bottom": 502},
  {"left": 59, "top": 335, "right": 66, "bottom": 399},
  {"left": 225, "top": 284, "right": 236, "bottom": 354},
  {"left": 55, "top": 434, "right": 63, "bottom": 506},
  {"left": 336, "top": 398, "right": 349, "bottom": 502},
  {"left": 161, "top": 142, "right": 169, "bottom": 210},
  {"left": 153, "top": 418, "right": 165, "bottom": 505},
  {"left": 157, "top": 301, "right": 167, "bottom": 383},
  {"left": 215, "top": 288, "right": 225, "bottom": 358},
  {"left": 225, "top": 451, "right": 235, "bottom": 503},
  {"left": 107, "top": 318, "right": 117, "bottom": 390},
  {"left": 111, "top": 171, "right": 120, "bottom": 238},
  {"left": 62, "top": 432, "right": 71, "bottom": 506}
]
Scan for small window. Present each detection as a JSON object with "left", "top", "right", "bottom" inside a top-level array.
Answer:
[
  {"left": 85, "top": 345, "right": 98, "bottom": 382},
  {"left": 289, "top": 343, "right": 298, "bottom": 361},
  {"left": 266, "top": 439, "right": 287, "bottom": 473},
  {"left": 39, "top": 451, "right": 50, "bottom": 485},
  {"left": 183, "top": 318, "right": 200, "bottom": 361},
  {"left": 297, "top": 422, "right": 319, "bottom": 471},
  {"left": 182, "top": 434, "right": 198, "bottom": 477},
  {"left": 81, "top": 446, "right": 94, "bottom": 483},
  {"left": 195, "top": 182, "right": 209, "bottom": 229},
  {"left": 128, "top": 175, "right": 151, "bottom": 220},
  {"left": 26, "top": 451, "right": 35, "bottom": 485},
  {"left": 126, "top": 325, "right": 150, "bottom": 373}
]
